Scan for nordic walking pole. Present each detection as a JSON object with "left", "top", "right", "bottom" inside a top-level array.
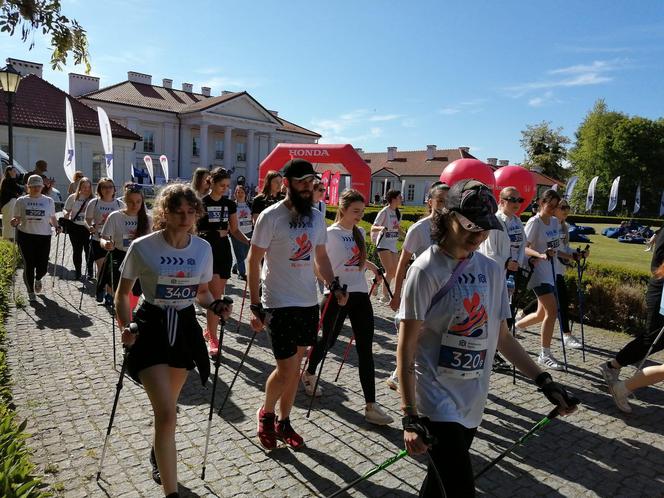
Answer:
[
  {"left": 59, "top": 227, "right": 68, "bottom": 280},
  {"left": 79, "top": 239, "right": 95, "bottom": 309},
  {"left": 576, "top": 245, "right": 589, "bottom": 362},
  {"left": 109, "top": 249, "right": 117, "bottom": 369},
  {"left": 234, "top": 277, "right": 249, "bottom": 335},
  {"left": 334, "top": 277, "right": 378, "bottom": 383},
  {"left": 326, "top": 449, "right": 408, "bottom": 498},
  {"left": 306, "top": 284, "right": 347, "bottom": 419},
  {"left": 96, "top": 323, "right": 138, "bottom": 481},
  {"left": 218, "top": 329, "right": 258, "bottom": 416},
  {"left": 548, "top": 247, "right": 568, "bottom": 372},
  {"left": 474, "top": 399, "right": 578, "bottom": 480},
  {"left": 201, "top": 296, "right": 233, "bottom": 480},
  {"left": 300, "top": 290, "right": 334, "bottom": 379},
  {"left": 52, "top": 232, "right": 60, "bottom": 288}
]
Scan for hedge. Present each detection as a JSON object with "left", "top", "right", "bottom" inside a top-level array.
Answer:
[{"left": 0, "top": 241, "right": 48, "bottom": 498}]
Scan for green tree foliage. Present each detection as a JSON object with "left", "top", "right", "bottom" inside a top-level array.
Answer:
[
  {"left": 520, "top": 121, "right": 571, "bottom": 180},
  {"left": 0, "top": 0, "right": 90, "bottom": 72},
  {"left": 568, "top": 99, "right": 664, "bottom": 215}
]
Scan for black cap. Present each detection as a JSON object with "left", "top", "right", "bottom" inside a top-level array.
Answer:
[
  {"left": 282, "top": 159, "right": 316, "bottom": 180},
  {"left": 446, "top": 179, "right": 502, "bottom": 231}
]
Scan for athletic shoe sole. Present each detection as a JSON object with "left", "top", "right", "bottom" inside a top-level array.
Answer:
[
  {"left": 256, "top": 408, "right": 277, "bottom": 450},
  {"left": 385, "top": 377, "right": 399, "bottom": 391}
]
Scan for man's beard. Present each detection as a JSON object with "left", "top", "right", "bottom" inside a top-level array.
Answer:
[{"left": 289, "top": 187, "right": 313, "bottom": 217}]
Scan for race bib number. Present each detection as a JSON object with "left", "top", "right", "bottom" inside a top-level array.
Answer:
[
  {"left": 154, "top": 275, "right": 199, "bottom": 306},
  {"left": 385, "top": 231, "right": 398, "bottom": 239},
  {"left": 26, "top": 209, "right": 45, "bottom": 218},
  {"left": 207, "top": 206, "right": 222, "bottom": 222},
  {"left": 122, "top": 233, "right": 133, "bottom": 250},
  {"left": 438, "top": 334, "right": 487, "bottom": 380}
]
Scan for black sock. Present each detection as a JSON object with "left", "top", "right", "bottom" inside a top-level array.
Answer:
[{"left": 607, "top": 361, "right": 617, "bottom": 369}]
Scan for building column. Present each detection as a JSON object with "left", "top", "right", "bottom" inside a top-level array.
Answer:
[
  {"left": 246, "top": 129, "right": 255, "bottom": 186},
  {"left": 224, "top": 125, "right": 233, "bottom": 173},
  {"left": 199, "top": 123, "right": 209, "bottom": 170},
  {"left": 180, "top": 125, "right": 192, "bottom": 178},
  {"left": 268, "top": 132, "right": 276, "bottom": 153}
]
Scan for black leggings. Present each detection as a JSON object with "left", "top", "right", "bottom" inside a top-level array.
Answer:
[
  {"left": 17, "top": 230, "right": 51, "bottom": 293},
  {"left": 616, "top": 280, "right": 664, "bottom": 366},
  {"left": 306, "top": 292, "right": 376, "bottom": 403},
  {"left": 556, "top": 274, "right": 571, "bottom": 334},
  {"left": 67, "top": 223, "right": 92, "bottom": 275},
  {"left": 421, "top": 421, "right": 477, "bottom": 498}
]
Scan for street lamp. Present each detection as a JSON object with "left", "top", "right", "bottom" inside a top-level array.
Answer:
[{"left": 0, "top": 63, "right": 22, "bottom": 168}]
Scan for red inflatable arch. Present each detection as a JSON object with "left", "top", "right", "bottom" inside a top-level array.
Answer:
[{"left": 258, "top": 144, "right": 371, "bottom": 202}]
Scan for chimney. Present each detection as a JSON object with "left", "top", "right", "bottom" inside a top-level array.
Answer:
[
  {"left": 201, "top": 86, "right": 211, "bottom": 97},
  {"left": 354, "top": 147, "right": 364, "bottom": 154},
  {"left": 387, "top": 146, "right": 397, "bottom": 161},
  {"left": 68, "top": 72, "right": 100, "bottom": 97},
  {"left": 6, "top": 58, "right": 43, "bottom": 78},
  {"left": 127, "top": 71, "right": 152, "bottom": 85},
  {"left": 269, "top": 110, "right": 279, "bottom": 117},
  {"left": 182, "top": 82, "right": 193, "bottom": 93},
  {"left": 221, "top": 90, "right": 233, "bottom": 96},
  {"left": 426, "top": 145, "right": 437, "bottom": 161},
  {"left": 498, "top": 159, "right": 509, "bottom": 167},
  {"left": 486, "top": 158, "right": 498, "bottom": 166},
  {"left": 162, "top": 78, "right": 173, "bottom": 89}
]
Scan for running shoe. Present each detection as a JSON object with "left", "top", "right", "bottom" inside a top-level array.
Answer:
[
  {"left": 301, "top": 371, "right": 322, "bottom": 397},
  {"left": 537, "top": 352, "right": 565, "bottom": 371},
  {"left": 149, "top": 447, "right": 161, "bottom": 484},
  {"left": 386, "top": 371, "right": 399, "bottom": 391},
  {"left": 104, "top": 293, "right": 113, "bottom": 307},
  {"left": 598, "top": 362, "right": 620, "bottom": 388},
  {"left": 95, "top": 288, "right": 105, "bottom": 303},
  {"left": 608, "top": 381, "right": 632, "bottom": 413},
  {"left": 27, "top": 292, "right": 36, "bottom": 302},
  {"left": 203, "top": 329, "right": 220, "bottom": 357},
  {"left": 563, "top": 334, "right": 583, "bottom": 349},
  {"left": 276, "top": 417, "right": 305, "bottom": 449},
  {"left": 34, "top": 279, "right": 42, "bottom": 294},
  {"left": 239, "top": 274, "right": 247, "bottom": 281},
  {"left": 256, "top": 407, "right": 277, "bottom": 450},
  {"left": 365, "top": 404, "right": 394, "bottom": 426},
  {"left": 492, "top": 353, "right": 511, "bottom": 372}
]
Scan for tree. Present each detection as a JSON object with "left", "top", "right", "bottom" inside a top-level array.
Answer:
[
  {"left": 520, "top": 121, "right": 571, "bottom": 180},
  {"left": 0, "top": 0, "right": 90, "bottom": 72},
  {"left": 568, "top": 99, "right": 664, "bottom": 215}
]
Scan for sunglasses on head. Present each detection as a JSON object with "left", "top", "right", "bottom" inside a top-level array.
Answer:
[
  {"left": 125, "top": 183, "right": 142, "bottom": 193},
  {"left": 502, "top": 196, "right": 524, "bottom": 203}
]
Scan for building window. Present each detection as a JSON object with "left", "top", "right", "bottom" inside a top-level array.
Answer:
[
  {"left": 192, "top": 136, "right": 200, "bottom": 157},
  {"left": 215, "top": 140, "right": 224, "bottom": 160},
  {"left": 407, "top": 184, "right": 415, "bottom": 202},
  {"left": 92, "top": 153, "right": 105, "bottom": 183},
  {"left": 142, "top": 131, "right": 155, "bottom": 153},
  {"left": 236, "top": 142, "right": 246, "bottom": 162}
]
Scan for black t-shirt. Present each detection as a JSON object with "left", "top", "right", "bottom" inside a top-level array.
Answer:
[
  {"left": 251, "top": 193, "right": 284, "bottom": 216},
  {"left": 0, "top": 178, "right": 23, "bottom": 209},
  {"left": 197, "top": 194, "right": 237, "bottom": 232},
  {"left": 651, "top": 227, "right": 664, "bottom": 273}
]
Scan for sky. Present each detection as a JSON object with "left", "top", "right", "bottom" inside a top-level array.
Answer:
[{"left": 1, "top": 0, "right": 663, "bottom": 164}]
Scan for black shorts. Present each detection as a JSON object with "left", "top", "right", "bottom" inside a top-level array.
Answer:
[
  {"left": 90, "top": 239, "right": 107, "bottom": 260},
  {"left": 376, "top": 247, "right": 396, "bottom": 253},
  {"left": 202, "top": 233, "right": 232, "bottom": 279},
  {"left": 127, "top": 303, "right": 210, "bottom": 385},
  {"left": 265, "top": 305, "right": 319, "bottom": 360},
  {"left": 533, "top": 283, "right": 555, "bottom": 296}
]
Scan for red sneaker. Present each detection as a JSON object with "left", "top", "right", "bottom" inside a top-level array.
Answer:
[
  {"left": 256, "top": 407, "right": 277, "bottom": 450},
  {"left": 204, "top": 329, "right": 219, "bottom": 357},
  {"left": 276, "top": 417, "right": 305, "bottom": 450}
]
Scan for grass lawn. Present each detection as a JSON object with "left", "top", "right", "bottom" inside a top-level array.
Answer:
[{"left": 577, "top": 223, "right": 652, "bottom": 273}]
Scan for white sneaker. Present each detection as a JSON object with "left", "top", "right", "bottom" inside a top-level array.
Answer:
[
  {"left": 386, "top": 372, "right": 399, "bottom": 391},
  {"left": 515, "top": 310, "right": 525, "bottom": 321},
  {"left": 598, "top": 362, "right": 620, "bottom": 388},
  {"left": 34, "top": 279, "right": 42, "bottom": 294},
  {"left": 365, "top": 404, "right": 393, "bottom": 426},
  {"left": 609, "top": 381, "right": 632, "bottom": 413},
  {"left": 563, "top": 334, "right": 583, "bottom": 350},
  {"left": 302, "top": 371, "right": 322, "bottom": 397},
  {"left": 538, "top": 352, "right": 565, "bottom": 371}
]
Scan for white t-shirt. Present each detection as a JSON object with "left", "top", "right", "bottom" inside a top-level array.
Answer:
[
  {"left": 524, "top": 214, "right": 560, "bottom": 288},
  {"left": 372, "top": 206, "right": 400, "bottom": 252},
  {"left": 64, "top": 194, "right": 92, "bottom": 226},
  {"left": 85, "top": 198, "right": 125, "bottom": 241},
  {"left": 402, "top": 217, "right": 433, "bottom": 258},
  {"left": 13, "top": 195, "right": 55, "bottom": 236},
  {"left": 236, "top": 201, "right": 253, "bottom": 235},
  {"left": 101, "top": 211, "right": 153, "bottom": 252},
  {"left": 325, "top": 223, "right": 368, "bottom": 294},
  {"left": 397, "top": 246, "right": 510, "bottom": 428},
  {"left": 120, "top": 231, "right": 213, "bottom": 310},
  {"left": 251, "top": 201, "right": 327, "bottom": 308},
  {"left": 555, "top": 221, "right": 573, "bottom": 276}
]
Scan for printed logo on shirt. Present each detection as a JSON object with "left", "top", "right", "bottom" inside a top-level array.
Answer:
[
  {"left": 122, "top": 219, "right": 138, "bottom": 249},
  {"left": 290, "top": 232, "right": 313, "bottom": 261},
  {"left": 344, "top": 244, "right": 361, "bottom": 267},
  {"left": 25, "top": 209, "right": 45, "bottom": 217}
]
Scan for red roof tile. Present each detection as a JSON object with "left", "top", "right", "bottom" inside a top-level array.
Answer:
[
  {"left": 275, "top": 116, "right": 321, "bottom": 138},
  {"left": 0, "top": 74, "right": 140, "bottom": 141},
  {"left": 358, "top": 148, "right": 477, "bottom": 177}
]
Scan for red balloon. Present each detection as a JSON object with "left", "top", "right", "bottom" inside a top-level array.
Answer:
[
  {"left": 493, "top": 165, "right": 536, "bottom": 215},
  {"left": 440, "top": 159, "right": 496, "bottom": 191}
]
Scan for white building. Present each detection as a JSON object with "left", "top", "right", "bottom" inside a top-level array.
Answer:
[
  {"left": 75, "top": 71, "right": 321, "bottom": 190},
  {"left": 0, "top": 58, "right": 140, "bottom": 192}
]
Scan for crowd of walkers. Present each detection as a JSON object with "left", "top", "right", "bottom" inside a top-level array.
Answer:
[{"left": 4, "top": 158, "right": 664, "bottom": 498}]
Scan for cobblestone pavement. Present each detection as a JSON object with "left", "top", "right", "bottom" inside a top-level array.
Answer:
[{"left": 6, "top": 240, "right": 664, "bottom": 497}]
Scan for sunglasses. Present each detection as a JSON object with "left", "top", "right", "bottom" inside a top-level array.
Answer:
[
  {"left": 502, "top": 196, "right": 525, "bottom": 203},
  {"left": 316, "top": 188, "right": 326, "bottom": 192}
]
